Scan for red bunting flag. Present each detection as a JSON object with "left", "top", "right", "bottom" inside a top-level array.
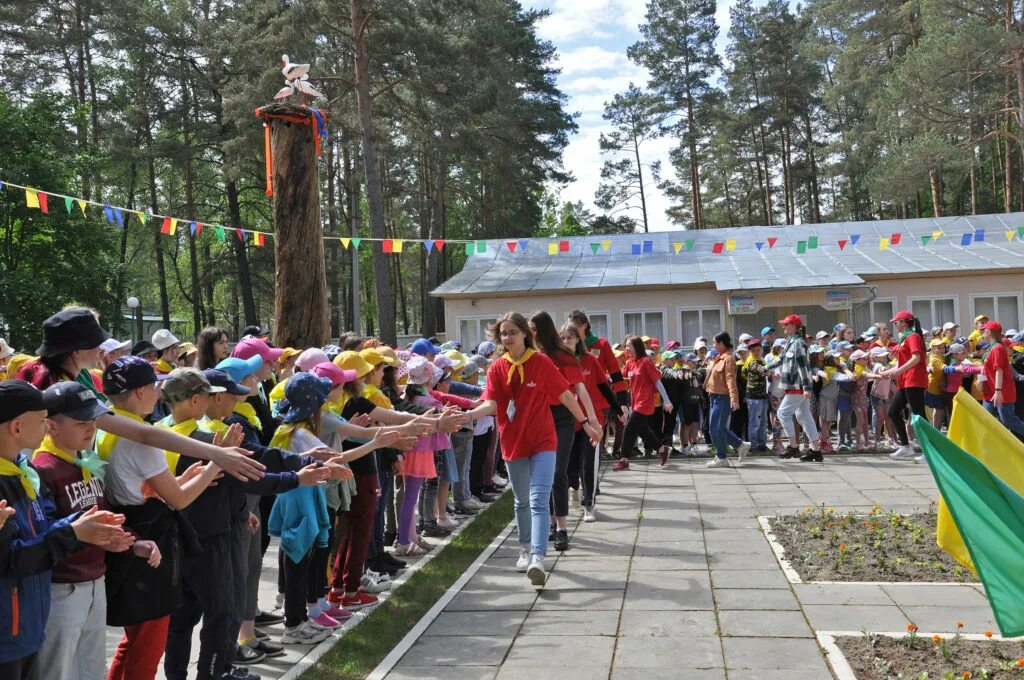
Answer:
[
  {"left": 434, "top": 239, "right": 445, "bottom": 251},
  {"left": 255, "top": 232, "right": 265, "bottom": 247},
  {"left": 160, "top": 216, "right": 172, "bottom": 234},
  {"left": 712, "top": 242, "right": 724, "bottom": 254},
  {"left": 767, "top": 237, "right": 777, "bottom": 248},
  {"left": 194, "top": 222, "right": 203, "bottom": 237},
  {"left": 37, "top": 192, "right": 49, "bottom": 214},
  {"left": 383, "top": 239, "right": 394, "bottom": 253},
  {"left": 890, "top": 232, "right": 902, "bottom": 245},
  {"left": 236, "top": 228, "right": 245, "bottom": 241},
  {"left": 838, "top": 239, "right": 848, "bottom": 250},
  {"left": 506, "top": 241, "right": 517, "bottom": 252},
  {"left": 559, "top": 240, "right": 569, "bottom": 252}
]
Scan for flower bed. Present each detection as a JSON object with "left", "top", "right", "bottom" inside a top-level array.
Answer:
[
  {"left": 768, "top": 506, "right": 975, "bottom": 583},
  {"left": 834, "top": 626, "right": 1024, "bottom": 679}
]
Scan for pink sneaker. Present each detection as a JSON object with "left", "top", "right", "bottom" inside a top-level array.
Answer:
[
  {"left": 312, "top": 611, "right": 342, "bottom": 629},
  {"left": 323, "top": 603, "right": 353, "bottom": 620},
  {"left": 819, "top": 439, "right": 834, "bottom": 453}
]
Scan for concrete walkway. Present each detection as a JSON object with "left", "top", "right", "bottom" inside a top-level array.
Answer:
[{"left": 378, "top": 454, "right": 995, "bottom": 680}]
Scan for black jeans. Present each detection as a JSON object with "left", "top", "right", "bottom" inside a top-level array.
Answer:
[
  {"left": 469, "top": 432, "right": 490, "bottom": 496},
  {"left": 282, "top": 548, "right": 314, "bottom": 628},
  {"left": 0, "top": 652, "right": 38, "bottom": 680},
  {"left": 549, "top": 405, "right": 577, "bottom": 518},
  {"left": 569, "top": 429, "right": 599, "bottom": 507},
  {"left": 621, "top": 410, "right": 664, "bottom": 457},
  {"left": 888, "top": 386, "right": 926, "bottom": 446}
]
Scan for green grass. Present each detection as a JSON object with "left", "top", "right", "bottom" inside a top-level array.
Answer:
[{"left": 303, "top": 491, "right": 514, "bottom": 679}]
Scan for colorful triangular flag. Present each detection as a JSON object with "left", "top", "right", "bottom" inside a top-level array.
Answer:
[
  {"left": 755, "top": 242, "right": 764, "bottom": 251},
  {"left": 169, "top": 218, "right": 178, "bottom": 235},
  {"left": 160, "top": 216, "right": 171, "bottom": 234},
  {"left": 424, "top": 240, "right": 435, "bottom": 254},
  {"left": 922, "top": 235, "right": 932, "bottom": 246},
  {"left": 879, "top": 237, "right": 890, "bottom": 250},
  {"left": 255, "top": 232, "right": 265, "bottom": 247},
  {"left": 712, "top": 242, "right": 724, "bottom": 254},
  {"left": 352, "top": 238, "right": 362, "bottom": 250},
  {"left": 467, "top": 242, "right": 477, "bottom": 256},
  {"left": 393, "top": 239, "right": 404, "bottom": 253},
  {"left": 77, "top": 199, "right": 87, "bottom": 215},
  {"left": 236, "top": 228, "right": 245, "bottom": 241},
  {"left": 341, "top": 237, "right": 351, "bottom": 249},
  {"left": 684, "top": 239, "right": 695, "bottom": 251},
  {"left": 1017, "top": 226, "right": 1024, "bottom": 238},
  {"left": 767, "top": 237, "right": 777, "bottom": 249},
  {"left": 591, "top": 243, "right": 600, "bottom": 254},
  {"left": 642, "top": 240, "right": 653, "bottom": 253},
  {"left": 797, "top": 241, "right": 807, "bottom": 254},
  {"left": 838, "top": 239, "right": 847, "bottom": 250},
  {"left": 890, "top": 232, "right": 902, "bottom": 245},
  {"left": 215, "top": 227, "right": 226, "bottom": 242},
  {"left": 436, "top": 239, "right": 447, "bottom": 251},
  {"left": 37, "top": 192, "right": 48, "bottom": 213},
  {"left": 601, "top": 240, "right": 611, "bottom": 252},
  {"left": 548, "top": 242, "right": 558, "bottom": 255},
  {"left": 506, "top": 241, "right": 516, "bottom": 253},
  {"left": 114, "top": 208, "right": 124, "bottom": 228},
  {"left": 932, "top": 230, "right": 943, "bottom": 242},
  {"left": 961, "top": 233, "right": 973, "bottom": 246},
  {"left": 517, "top": 239, "right": 527, "bottom": 252},
  {"left": 725, "top": 238, "right": 736, "bottom": 252},
  {"left": 194, "top": 221, "right": 203, "bottom": 237},
  {"left": 558, "top": 240, "right": 569, "bottom": 253},
  {"left": 974, "top": 229, "right": 986, "bottom": 242},
  {"left": 64, "top": 196, "right": 73, "bottom": 215},
  {"left": 25, "top": 188, "right": 39, "bottom": 209},
  {"left": 850, "top": 234, "right": 860, "bottom": 246},
  {"left": 103, "top": 204, "right": 114, "bottom": 223},
  {"left": 476, "top": 241, "right": 486, "bottom": 254},
  {"left": 807, "top": 236, "right": 818, "bottom": 249},
  {"left": 1006, "top": 230, "right": 1016, "bottom": 242},
  {"left": 189, "top": 220, "right": 198, "bottom": 237},
  {"left": 383, "top": 239, "right": 394, "bottom": 254},
  {"left": 673, "top": 242, "right": 683, "bottom": 254},
  {"left": 137, "top": 211, "right": 147, "bottom": 225}
]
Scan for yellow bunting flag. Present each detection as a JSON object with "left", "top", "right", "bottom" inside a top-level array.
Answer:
[
  {"left": 25, "top": 188, "right": 39, "bottom": 209},
  {"left": 673, "top": 242, "right": 683, "bottom": 254},
  {"left": 77, "top": 199, "right": 88, "bottom": 215},
  {"left": 136, "top": 211, "right": 147, "bottom": 225},
  {"left": 393, "top": 239, "right": 404, "bottom": 253},
  {"left": 340, "top": 237, "right": 351, "bottom": 249},
  {"left": 1006, "top": 230, "right": 1016, "bottom": 242},
  {"left": 169, "top": 218, "right": 178, "bottom": 235},
  {"left": 726, "top": 238, "right": 737, "bottom": 251},
  {"left": 548, "top": 242, "right": 558, "bottom": 255},
  {"left": 932, "top": 230, "right": 943, "bottom": 241},
  {"left": 600, "top": 240, "right": 611, "bottom": 251},
  {"left": 879, "top": 237, "right": 890, "bottom": 250}
]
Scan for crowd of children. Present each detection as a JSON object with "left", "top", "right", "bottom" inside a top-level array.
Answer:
[{"left": 1, "top": 304, "right": 1023, "bottom": 679}]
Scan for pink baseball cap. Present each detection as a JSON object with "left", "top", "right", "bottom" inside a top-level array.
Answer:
[
  {"left": 310, "top": 362, "right": 357, "bottom": 387},
  {"left": 295, "top": 348, "right": 330, "bottom": 372},
  {"left": 232, "top": 337, "right": 284, "bottom": 363}
]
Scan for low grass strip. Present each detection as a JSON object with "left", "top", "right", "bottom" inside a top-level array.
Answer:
[{"left": 302, "top": 491, "right": 514, "bottom": 679}]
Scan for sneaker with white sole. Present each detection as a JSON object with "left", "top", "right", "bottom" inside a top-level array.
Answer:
[
  {"left": 274, "top": 592, "right": 285, "bottom": 609},
  {"left": 914, "top": 454, "right": 925, "bottom": 462},
  {"left": 736, "top": 441, "right": 751, "bottom": 463},
  {"left": 463, "top": 498, "right": 486, "bottom": 511},
  {"left": 515, "top": 548, "right": 530, "bottom": 573},
  {"left": 889, "top": 445, "right": 917, "bottom": 460},
  {"left": 281, "top": 621, "right": 330, "bottom": 645},
  {"left": 706, "top": 457, "right": 730, "bottom": 468},
  {"left": 360, "top": 573, "right": 391, "bottom": 594},
  {"left": 582, "top": 507, "right": 596, "bottom": 523},
  {"left": 394, "top": 542, "right": 427, "bottom": 557},
  {"left": 527, "top": 555, "right": 546, "bottom": 586},
  {"left": 437, "top": 517, "right": 460, "bottom": 530},
  {"left": 366, "top": 569, "right": 391, "bottom": 583}
]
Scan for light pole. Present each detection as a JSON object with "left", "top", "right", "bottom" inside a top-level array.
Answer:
[{"left": 127, "top": 296, "right": 140, "bottom": 345}]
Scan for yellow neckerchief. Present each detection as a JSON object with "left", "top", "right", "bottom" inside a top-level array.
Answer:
[
  {"left": 270, "top": 421, "right": 312, "bottom": 450},
  {"left": 156, "top": 358, "right": 175, "bottom": 374},
  {"left": 363, "top": 383, "right": 392, "bottom": 410},
  {"left": 97, "top": 407, "right": 146, "bottom": 461},
  {"left": 157, "top": 415, "right": 199, "bottom": 472},
  {"left": 199, "top": 416, "right": 229, "bottom": 435},
  {"left": 0, "top": 456, "right": 39, "bottom": 500},
  {"left": 233, "top": 402, "right": 263, "bottom": 430},
  {"left": 853, "top": 363, "right": 867, "bottom": 377},
  {"left": 33, "top": 435, "right": 105, "bottom": 484},
  {"left": 503, "top": 348, "right": 537, "bottom": 385},
  {"left": 268, "top": 378, "right": 288, "bottom": 416}
]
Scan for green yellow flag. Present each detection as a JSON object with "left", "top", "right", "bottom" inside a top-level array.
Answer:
[
  {"left": 939, "top": 390, "right": 1024, "bottom": 574},
  {"left": 913, "top": 412, "right": 1024, "bottom": 636}
]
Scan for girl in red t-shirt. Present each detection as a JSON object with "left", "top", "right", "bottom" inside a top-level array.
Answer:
[
  {"left": 561, "top": 323, "right": 624, "bottom": 523},
  {"left": 619, "top": 336, "right": 674, "bottom": 470},
  {"left": 469, "top": 313, "right": 600, "bottom": 587},
  {"left": 879, "top": 311, "right": 927, "bottom": 459},
  {"left": 528, "top": 312, "right": 599, "bottom": 551}
]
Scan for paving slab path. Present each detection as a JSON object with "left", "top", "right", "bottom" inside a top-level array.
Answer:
[{"left": 378, "top": 454, "right": 995, "bottom": 680}]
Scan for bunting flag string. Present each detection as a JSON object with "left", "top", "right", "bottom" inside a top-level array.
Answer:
[{"left": 2, "top": 178, "right": 1022, "bottom": 258}]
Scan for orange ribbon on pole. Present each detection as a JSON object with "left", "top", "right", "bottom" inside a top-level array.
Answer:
[{"left": 263, "top": 123, "right": 273, "bottom": 197}]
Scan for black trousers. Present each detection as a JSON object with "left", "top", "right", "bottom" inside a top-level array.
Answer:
[
  {"left": 0, "top": 653, "right": 38, "bottom": 680},
  {"left": 549, "top": 405, "right": 577, "bottom": 518},
  {"left": 469, "top": 432, "right": 490, "bottom": 496},
  {"left": 888, "top": 386, "right": 926, "bottom": 446},
  {"left": 622, "top": 410, "right": 664, "bottom": 457},
  {"left": 282, "top": 548, "right": 314, "bottom": 628},
  {"left": 569, "top": 429, "right": 599, "bottom": 507},
  {"left": 165, "top": 533, "right": 233, "bottom": 680}
]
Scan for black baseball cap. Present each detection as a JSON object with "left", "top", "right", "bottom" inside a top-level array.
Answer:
[
  {"left": 131, "top": 340, "right": 158, "bottom": 357},
  {"left": 0, "top": 380, "right": 52, "bottom": 424},
  {"left": 203, "top": 369, "right": 251, "bottom": 396},
  {"left": 241, "top": 324, "right": 268, "bottom": 340},
  {"left": 103, "top": 356, "right": 168, "bottom": 396},
  {"left": 42, "top": 382, "right": 112, "bottom": 421}
]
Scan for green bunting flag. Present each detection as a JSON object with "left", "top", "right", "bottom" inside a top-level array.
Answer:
[
  {"left": 685, "top": 239, "right": 695, "bottom": 251},
  {"left": 215, "top": 227, "right": 226, "bottom": 243},
  {"left": 912, "top": 416, "right": 1024, "bottom": 636},
  {"left": 1018, "top": 226, "right": 1024, "bottom": 238},
  {"left": 476, "top": 240, "right": 486, "bottom": 254},
  {"left": 797, "top": 240, "right": 807, "bottom": 254},
  {"left": 465, "top": 242, "right": 474, "bottom": 256},
  {"left": 807, "top": 236, "right": 818, "bottom": 249},
  {"left": 64, "top": 196, "right": 73, "bottom": 215},
  {"left": 351, "top": 238, "right": 362, "bottom": 250},
  {"left": 922, "top": 235, "right": 932, "bottom": 246},
  {"left": 590, "top": 243, "right": 600, "bottom": 254}
]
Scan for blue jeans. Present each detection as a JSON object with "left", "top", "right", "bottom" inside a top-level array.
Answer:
[
  {"left": 451, "top": 431, "right": 473, "bottom": 503},
  {"left": 505, "top": 451, "right": 556, "bottom": 557},
  {"left": 709, "top": 394, "right": 743, "bottom": 460},
  {"left": 983, "top": 401, "right": 1024, "bottom": 438},
  {"left": 746, "top": 397, "right": 767, "bottom": 448}
]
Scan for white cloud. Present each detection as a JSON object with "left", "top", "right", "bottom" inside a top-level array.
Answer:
[{"left": 555, "top": 46, "right": 627, "bottom": 76}]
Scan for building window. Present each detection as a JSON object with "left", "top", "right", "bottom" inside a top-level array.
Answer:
[
  {"left": 972, "top": 294, "right": 1021, "bottom": 331},
  {"left": 679, "top": 307, "right": 724, "bottom": 345},
  {"left": 909, "top": 297, "right": 957, "bottom": 331},
  {"left": 622, "top": 309, "right": 665, "bottom": 341},
  {"left": 456, "top": 316, "right": 497, "bottom": 351},
  {"left": 865, "top": 298, "right": 896, "bottom": 336},
  {"left": 586, "top": 312, "right": 610, "bottom": 340}
]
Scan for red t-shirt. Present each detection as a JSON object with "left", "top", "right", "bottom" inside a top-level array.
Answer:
[
  {"left": 625, "top": 356, "right": 661, "bottom": 416},
  {"left": 579, "top": 352, "right": 610, "bottom": 424},
  {"left": 483, "top": 352, "right": 570, "bottom": 460},
  {"left": 588, "top": 336, "right": 626, "bottom": 394},
  {"left": 546, "top": 349, "right": 584, "bottom": 406},
  {"left": 896, "top": 332, "right": 929, "bottom": 390},
  {"left": 983, "top": 342, "right": 1016, "bottom": 403},
  {"left": 33, "top": 451, "right": 109, "bottom": 583}
]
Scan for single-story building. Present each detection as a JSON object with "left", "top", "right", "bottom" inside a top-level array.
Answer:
[{"left": 432, "top": 213, "right": 1024, "bottom": 349}]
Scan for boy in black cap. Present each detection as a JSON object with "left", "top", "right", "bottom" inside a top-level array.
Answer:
[
  {"left": 34, "top": 382, "right": 162, "bottom": 680},
  {"left": 0, "top": 380, "right": 132, "bottom": 680}
]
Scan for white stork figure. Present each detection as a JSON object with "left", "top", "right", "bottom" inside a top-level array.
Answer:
[
  {"left": 274, "top": 56, "right": 322, "bottom": 103},
  {"left": 281, "top": 54, "right": 310, "bottom": 81}
]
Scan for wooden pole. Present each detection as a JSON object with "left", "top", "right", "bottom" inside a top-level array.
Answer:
[{"left": 256, "top": 102, "right": 330, "bottom": 348}]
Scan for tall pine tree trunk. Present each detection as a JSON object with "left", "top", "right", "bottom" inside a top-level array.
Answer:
[
  {"left": 146, "top": 154, "right": 171, "bottom": 328},
  {"left": 226, "top": 181, "right": 258, "bottom": 328},
  {"left": 633, "top": 131, "right": 650, "bottom": 233}
]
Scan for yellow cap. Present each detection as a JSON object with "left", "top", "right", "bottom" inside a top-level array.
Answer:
[
  {"left": 376, "top": 346, "right": 403, "bottom": 366},
  {"left": 443, "top": 350, "right": 468, "bottom": 371},
  {"left": 360, "top": 347, "right": 395, "bottom": 367},
  {"left": 178, "top": 342, "right": 197, "bottom": 358},
  {"left": 335, "top": 350, "right": 374, "bottom": 378},
  {"left": 278, "top": 347, "right": 302, "bottom": 364},
  {"left": 929, "top": 338, "right": 946, "bottom": 347},
  {"left": 5, "top": 353, "right": 35, "bottom": 378},
  {"left": 975, "top": 315, "right": 989, "bottom": 323}
]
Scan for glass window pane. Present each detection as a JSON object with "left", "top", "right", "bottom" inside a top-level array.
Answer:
[
  {"left": 974, "top": 296, "right": 995, "bottom": 323},
  {"left": 624, "top": 313, "right": 642, "bottom": 337},
  {"left": 935, "top": 299, "right": 955, "bottom": 327},
  {"left": 459, "top": 319, "right": 474, "bottom": 347},
  {"left": 911, "top": 300, "right": 932, "bottom": 329},
  {"left": 589, "top": 314, "right": 609, "bottom": 340},
  {"left": 997, "top": 296, "right": 1020, "bottom": 329},
  {"left": 704, "top": 309, "right": 723, "bottom": 336},
  {"left": 681, "top": 311, "right": 700, "bottom": 344},
  {"left": 645, "top": 312, "right": 665, "bottom": 340}
]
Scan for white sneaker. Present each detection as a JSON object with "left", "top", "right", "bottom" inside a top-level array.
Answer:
[
  {"left": 914, "top": 455, "right": 925, "bottom": 462},
  {"left": 582, "top": 507, "right": 596, "bottom": 523},
  {"left": 527, "top": 555, "right": 546, "bottom": 586},
  {"left": 366, "top": 568, "right": 391, "bottom": 583},
  {"left": 394, "top": 542, "right": 427, "bottom": 557},
  {"left": 570, "top": 489, "right": 580, "bottom": 509},
  {"left": 274, "top": 592, "right": 285, "bottom": 609},
  {"left": 464, "top": 498, "right": 486, "bottom": 510},
  {"left": 889, "top": 445, "right": 917, "bottom": 460},
  {"left": 492, "top": 475, "right": 508, "bottom": 487},
  {"left": 437, "top": 517, "right": 460, "bottom": 530},
  {"left": 360, "top": 573, "right": 391, "bottom": 593},
  {"left": 706, "top": 457, "right": 730, "bottom": 468},
  {"left": 737, "top": 441, "right": 751, "bottom": 463},
  {"left": 515, "top": 548, "right": 530, "bottom": 572},
  {"left": 281, "top": 620, "right": 330, "bottom": 645}
]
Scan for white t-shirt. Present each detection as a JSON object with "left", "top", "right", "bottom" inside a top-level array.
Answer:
[{"left": 104, "top": 437, "right": 169, "bottom": 506}]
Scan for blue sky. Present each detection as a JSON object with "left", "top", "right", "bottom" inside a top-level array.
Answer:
[{"left": 522, "top": 0, "right": 739, "bottom": 231}]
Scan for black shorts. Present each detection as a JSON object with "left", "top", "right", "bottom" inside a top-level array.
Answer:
[{"left": 681, "top": 403, "right": 700, "bottom": 425}]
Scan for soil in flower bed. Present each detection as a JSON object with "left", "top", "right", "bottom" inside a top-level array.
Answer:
[
  {"left": 835, "top": 632, "right": 1024, "bottom": 679},
  {"left": 768, "top": 506, "right": 976, "bottom": 583}
]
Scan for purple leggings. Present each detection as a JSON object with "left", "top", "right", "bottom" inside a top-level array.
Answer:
[{"left": 399, "top": 477, "right": 424, "bottom": 545}]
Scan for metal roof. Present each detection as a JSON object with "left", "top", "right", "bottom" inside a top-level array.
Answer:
[{"left": 432, "top": 213, "right": 1024, "bottom": 297}]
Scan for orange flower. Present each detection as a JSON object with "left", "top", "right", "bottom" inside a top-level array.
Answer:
[
  {"left": 839, "top": 543, "right": 847, "bottom": 550},
  {"left": 984, "top": 630, "right": 993, "bottom": 638},
  {"left": 907, "top": 623, "right": 918, "bottom": 632},
  {"left": 962, "top": 672, "right": 971, "bottom": 679},
  {"left": 956, "top": 621, "right": 964, "bottom": 629},
  {"left": 1015, "top": 658, "right": 1024, "bottom": 668},
  {"left": 932, "top": 635, "right": 942, "bottom": 644}
]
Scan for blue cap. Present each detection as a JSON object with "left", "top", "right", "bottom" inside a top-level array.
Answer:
[
  {"left": 203, "top": 369, "right": 251, "bottom": 396},
  {"left": 837, "top": 341, "right": 854, "bottom": 349},
  {"left": 708, "top": 348, "right": 719, "bottom": 358},
  {"left": 1012, "top": 331, "right": 1024, "bottom": 344},
  {"left": 102, "top": 356, "right": 168, "bottom": 396},
  {"left": 279, "top": 373, "right": 332, "bottom": 423},
  {"left": 215, "top": 356, "right": 263, "bottom": 384},
  {"left": 476, "top": 341, "right": 496, "bottom": 357},
  {"left": 411, "top": 338, "right": 443, "bottom": 356},
  {"left": 760, "top": 326, "right": 775, "bottom": 336},
  {"left": 684, "top": 353, "right": 698, "bottom": 362}
]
